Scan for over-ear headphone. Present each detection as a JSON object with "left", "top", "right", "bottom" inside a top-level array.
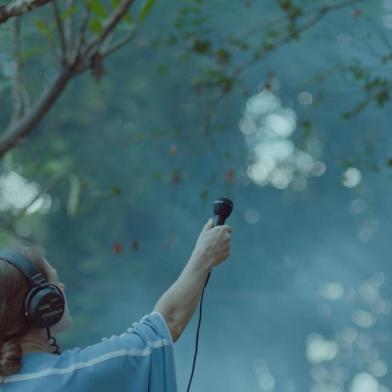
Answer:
[{"left": 0, "top": 249, "right": 65, "bottom": 331}]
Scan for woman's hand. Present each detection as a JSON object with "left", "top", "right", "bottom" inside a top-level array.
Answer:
[{"left": 192, "top": 218, "right": 232, "bottom": 269}]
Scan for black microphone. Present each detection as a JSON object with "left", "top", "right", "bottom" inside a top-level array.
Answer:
[
  {"left": 186, "top": 197, "right": 233, "bottom": 392},
  {"left": 213, "top": 197, "right": 234, "bottom": 227}
]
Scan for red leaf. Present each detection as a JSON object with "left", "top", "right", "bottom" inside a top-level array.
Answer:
[
  {"left": 225, "top": 169, "right": 235, "bottom": 183},
  {"left": 113, "top": 242, "right": 123, "bottom": 255}
]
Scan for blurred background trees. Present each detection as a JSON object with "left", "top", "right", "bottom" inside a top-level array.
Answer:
[{"left": 1, "top": 0, "right": 392, "bottom": 390}]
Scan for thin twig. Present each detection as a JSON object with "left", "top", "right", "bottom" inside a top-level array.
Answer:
[
  {"left": 235, "top": 0, "right": 368, "bottom": 43},
  {"left": 52, "top": 0, "right": 67, "bottom": 66},
  {"left": 83, "top": 0, "right": 136, "bottom": 59},
  {"left": 234, "top": 0, "right": 369, "bottom": 79},
  {"left": 71, "top": 4, "right": 90, "bottom": 63},
  {"left": 65, "top": 0, "right": 75, "bottom": 53},
  {"left": 11, "top": 17, "right": 24, "bottom": 123},
  {"left": 101, "top": 27, "right": 137, "bottom": 57}
]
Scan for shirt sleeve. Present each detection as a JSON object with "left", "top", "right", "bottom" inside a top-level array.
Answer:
[
  {"left": 62, "top": 311, "right": 178, "bottom": 391},
  {"left": 101, "top": 311, "right": 174, "bottom": 348}
]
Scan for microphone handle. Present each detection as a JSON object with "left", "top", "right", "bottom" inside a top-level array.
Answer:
[{"left": 213, "top": 215, "right": 226, "bottom": 226}]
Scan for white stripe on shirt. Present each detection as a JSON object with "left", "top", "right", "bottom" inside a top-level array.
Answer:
[{"left": 2, "top": 339, "right": 171, "bottom": 384}]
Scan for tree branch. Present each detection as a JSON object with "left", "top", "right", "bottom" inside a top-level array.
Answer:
[
  {"left": 0, "top": 0, "right": 53, "bottom": 24},
  {"left": 0, "top": 0, "right": 142, "bottom": 160},
  {"left": 0, "top": 67, "right": 74, "bottom": 159}
]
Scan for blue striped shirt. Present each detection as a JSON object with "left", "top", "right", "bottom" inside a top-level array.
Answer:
[{"left": 0, "top": 311, "right": 178, "bottom": 391}]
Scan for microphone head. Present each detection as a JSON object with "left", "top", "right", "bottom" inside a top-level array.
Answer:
[{"left": 213, "top": 197, "right": 233, "bottom": 219}]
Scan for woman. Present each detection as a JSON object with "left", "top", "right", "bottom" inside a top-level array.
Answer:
[{"left": 0, "top": 217, "right": 232, "bottom": 391}]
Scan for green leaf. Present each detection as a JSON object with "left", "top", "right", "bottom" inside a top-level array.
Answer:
[
  {"left": 67, "top": 174, "right": 80, "bottom": 217},
  {"left": 266, "top": 29, "right": 279, "bottom": 38},
  {"left": 200, "top": 190, "right": 209, "bottom": 202},
  {"left": 122, "top": 11, "right": 132, "bottom": 24},
  {"left": 21, "top": 47, "right": 46, "bottom": 61},
  {"left": 89, "top": 19, "right": 103, "bottom": 33},
  {"left": 192, "top": 38, "right": 211, "bottom": 54},
  {"left": 151, "top": 171, "right": 163, "bottom": 181},
  {"left": 42, "top": 158, "right": 72, "bottom": 176},
  {"left": 138, "top": 0, "right": 156, "bottom": 22},
  {"left": 34, "top": 19, "right": 53, "bottom": 40},
  {"left": 3, "top": 151, "right": 14, "bottom": 172},
  {"left": 341, "top": 100, "right": 369, "bottom": 119},
  {"left": 111, "top": 186, "right": 122, "bottom": 195},
  {"left": 89, "top": 0, "right": 108, "bottom": 17},
  {"left": 261, "top": 41, "right": 276, "bottom": 51},
  {"left": 110, "top": 0, "right": 132, "bottom": 23},
  {"left": 279, "top": 0, "right": 293, "bottom": 11},
  {"left": 62, "top": 5, "right": 77, "bottom": 20},
  {"left": 376, "top": 89, "right": 390, "bottom": 107},
  {"left": 156, "top": 64, "right": 168, "bottom": 75},
  {"left": 215, "top": 48, "right": 231, "bottom": 65}
]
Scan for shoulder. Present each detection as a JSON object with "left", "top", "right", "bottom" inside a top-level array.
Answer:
[{"left": 63, "top": 311, "right": 174, "bottom": 363}]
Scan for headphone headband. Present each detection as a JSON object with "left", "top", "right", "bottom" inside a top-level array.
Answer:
[{"left": 0, "top": 249, "right": 47, "bottom": 287}]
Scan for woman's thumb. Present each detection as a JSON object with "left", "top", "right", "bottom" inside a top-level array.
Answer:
[{"left": 204, "top": 217, "right": 213, "bottom": 230}]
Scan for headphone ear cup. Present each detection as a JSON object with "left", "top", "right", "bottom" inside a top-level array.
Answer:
[{"left": 24, "top": 284, "right": 65, "bottom": 329}]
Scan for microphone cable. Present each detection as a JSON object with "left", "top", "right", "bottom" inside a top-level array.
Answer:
[{"left": 186, "top": 270, "right": 211, "bottom": 392}]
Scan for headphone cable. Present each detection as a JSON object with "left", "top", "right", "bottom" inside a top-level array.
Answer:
[
  {"left": 186, "top": 270, "right": 211, "bottom": 392},
  {"left": 46, "top": 326, "right": 61, "bottom": 355}
]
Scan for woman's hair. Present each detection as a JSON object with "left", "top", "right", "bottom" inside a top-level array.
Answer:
[{"left": 0, "top": 244, "right": 49, "bottom": 382}]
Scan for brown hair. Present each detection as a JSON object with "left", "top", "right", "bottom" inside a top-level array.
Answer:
[{"left": 0, "top": 244, "right": 49, "bottom": 382}]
